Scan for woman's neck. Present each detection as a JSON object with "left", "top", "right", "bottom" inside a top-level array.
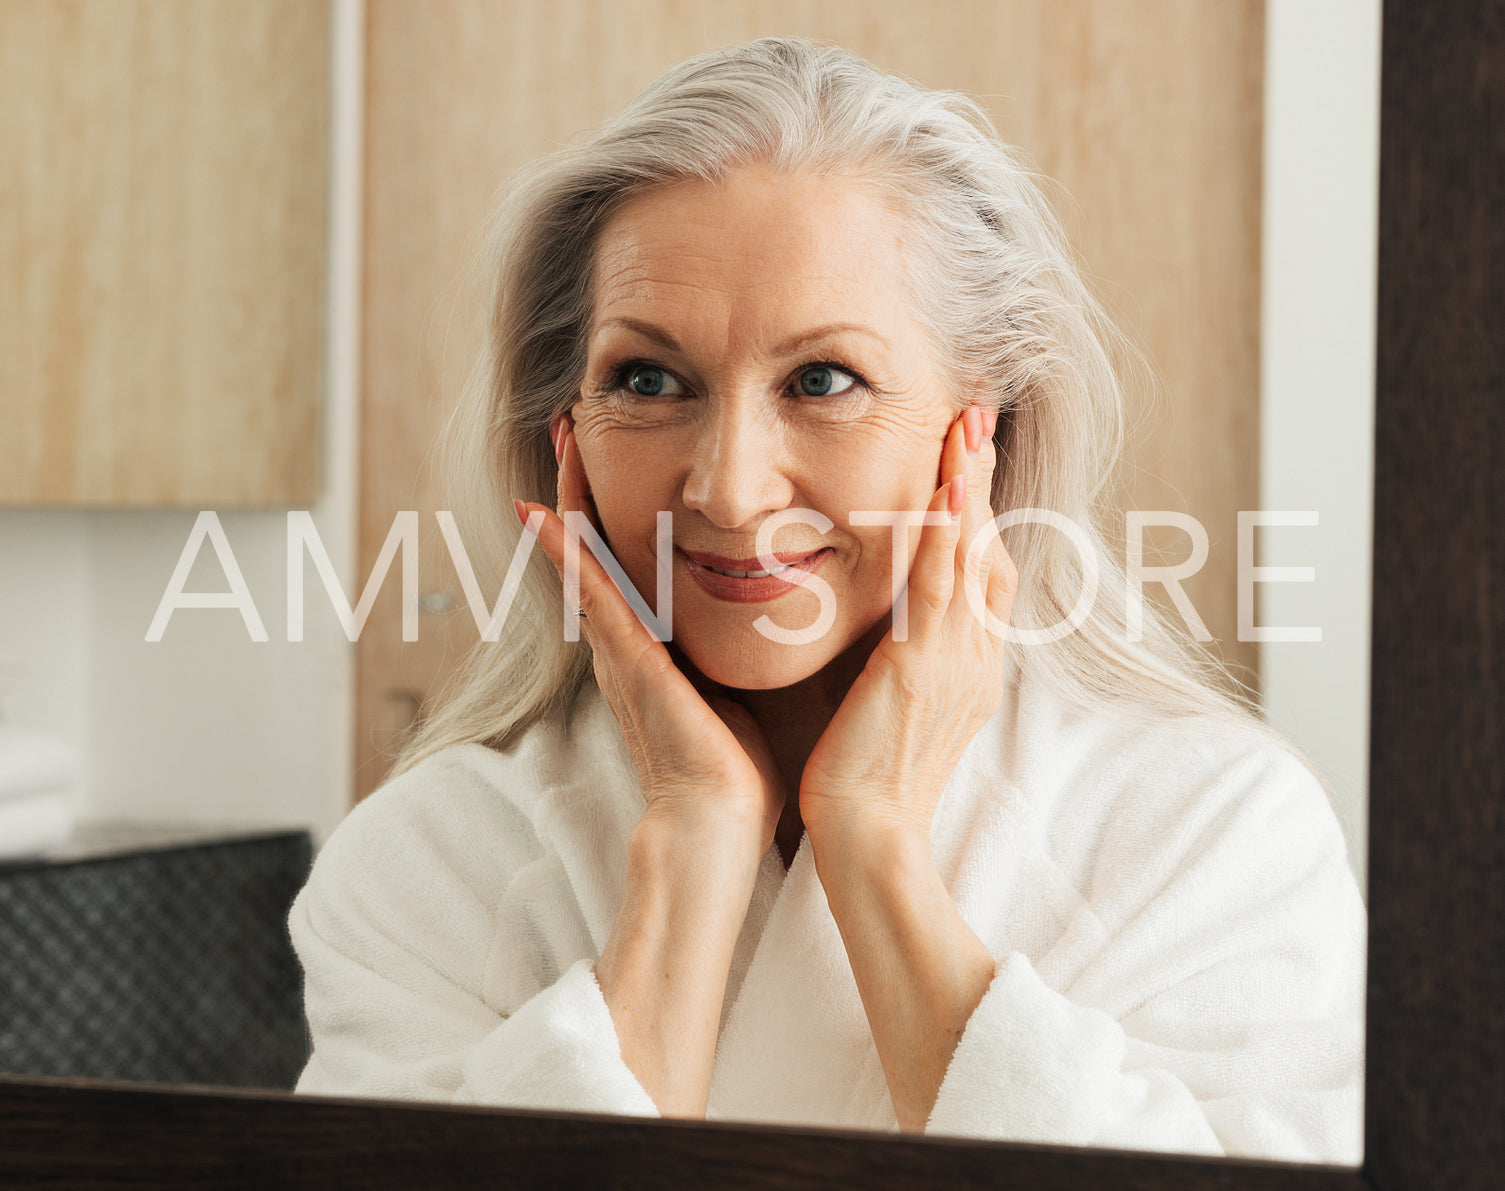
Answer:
[{"left": 723, "top": 618, "right": 890, "bottom": 867}]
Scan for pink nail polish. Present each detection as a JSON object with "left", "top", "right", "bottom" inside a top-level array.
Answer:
[
  {"left": 513, "top": 498, "right": 528, "bottom": 529},
  {"left": 949, "top": 475, "right": 966, "bottom": 518},
  {"left": 550, "top": 420, "right": 565, "bottom": 463},
  {"left": 982, "top": 407, "right": 998, "bottom": 438},
  {"left": 964, "top": 408, "right": 982, "bottom": 455}
]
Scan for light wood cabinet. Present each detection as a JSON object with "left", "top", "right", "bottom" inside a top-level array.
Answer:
[{"left": 0, "top": 0, "right": 330, "bottom": 506}]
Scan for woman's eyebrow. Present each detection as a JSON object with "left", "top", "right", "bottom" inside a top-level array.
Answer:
[{"left": 593, "top": 316, "right": 892, "bottom": 357}]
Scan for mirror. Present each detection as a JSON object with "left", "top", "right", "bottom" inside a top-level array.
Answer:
[{"left": 0, "top": 0, "right": 1381, "bottom": 1174}]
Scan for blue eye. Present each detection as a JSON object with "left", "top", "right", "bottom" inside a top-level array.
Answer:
[
  {"left": 606, "top": 359, "right": 864, "bottom": 403},
  {"left": 624, "top": 365, "right": 683, "bottom": 397},
  {"left": 796, "top": 364, "right": 857, "bottom": 398}
]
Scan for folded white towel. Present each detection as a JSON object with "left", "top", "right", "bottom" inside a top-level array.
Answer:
[
  {"left": 0, "top": 788, "right": 76, "bottom": 858},
  {"left": 0, "top": 724, "right": 79, "bottom": 803}
]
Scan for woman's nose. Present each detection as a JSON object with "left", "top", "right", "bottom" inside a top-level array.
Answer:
[{"left": 679, "top": 400, "right": 793, "bottom": 529}]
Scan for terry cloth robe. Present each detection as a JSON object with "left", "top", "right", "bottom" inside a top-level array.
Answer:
[{"left": 288, "top": 666, "right": 1366, "bottom": 1165}]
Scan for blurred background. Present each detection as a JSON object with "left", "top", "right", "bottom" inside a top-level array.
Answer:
[{"left": 0, "top": 0, "right": 1378, "bottom": 1088}]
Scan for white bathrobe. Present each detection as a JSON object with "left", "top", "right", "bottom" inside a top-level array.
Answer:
[{"left": 288, "top": 666, "right": 1366, "bottom": 1166}]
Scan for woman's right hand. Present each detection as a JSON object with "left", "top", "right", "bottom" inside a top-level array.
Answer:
[
  {"left": 516, "top": 419, "right": 786, "bottom": 854},
  {"left": 515, "top": 417, "right": 781, "bottom": 1118}
]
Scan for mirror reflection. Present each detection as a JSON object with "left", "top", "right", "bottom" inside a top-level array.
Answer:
[{"left": 0, "top": 0, "right": 1376, "bottom": 1171}]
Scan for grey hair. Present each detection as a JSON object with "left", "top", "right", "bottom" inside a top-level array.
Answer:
[{"left": 392, "top": 36, "right": 1256, "bottom": 779}]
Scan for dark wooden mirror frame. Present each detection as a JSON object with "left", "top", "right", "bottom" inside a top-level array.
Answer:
[{"left": 2, "top": 3, "right": 1500, "bottom": 1186}]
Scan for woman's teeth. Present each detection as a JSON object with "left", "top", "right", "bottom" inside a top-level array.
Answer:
[{"left": 704, "top": 562, "right": 794, "bottom": 579}]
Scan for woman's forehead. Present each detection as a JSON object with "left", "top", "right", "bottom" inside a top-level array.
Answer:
[
  {"left": 598, "top": 168, "right": 903, "bottom": 271},
  {"left": 589, "top": 169, "right": 915, "bottom": 352}
]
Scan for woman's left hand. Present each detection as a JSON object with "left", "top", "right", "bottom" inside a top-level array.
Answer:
[{"left": 799, "top": 405, "right": 1016, "bottom": 851}]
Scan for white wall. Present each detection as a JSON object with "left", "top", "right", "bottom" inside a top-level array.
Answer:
[
  {"left": 1259, "top": 0, "right": 1382, "bottom": 895},
  {"left": 0, "top": 0, "right": 364, "bottom": 845},
  {"left": 0, "top": 513, "right": 93, "bottom": 798}
]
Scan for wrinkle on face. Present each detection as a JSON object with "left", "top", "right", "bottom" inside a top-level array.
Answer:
[{"left": 570, "top": 164, "right": 963, "bottom": 691}]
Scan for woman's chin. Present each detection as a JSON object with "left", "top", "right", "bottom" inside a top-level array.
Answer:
[
  {"left": 670, "top": 612, "right": 893, "bottom": 695},
  {"left": 672, "top": 636, "right": 838, "bottom": 693}
]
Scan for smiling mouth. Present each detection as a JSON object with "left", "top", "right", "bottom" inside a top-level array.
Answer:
[
  {"left": 679, "top": 547, "right": 833, "bottom": 602},
  {"left": 679, "top": 547, "right": 828, "bottom": 573}
]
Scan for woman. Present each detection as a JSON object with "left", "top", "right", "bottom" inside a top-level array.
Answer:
[{"left": 289, "top": 37, "right": 1365, "bottom": 1163}]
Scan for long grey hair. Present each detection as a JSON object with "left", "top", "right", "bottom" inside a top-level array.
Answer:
[{"left": 391, "top": 36, "right": 1255, "bottom": 779}]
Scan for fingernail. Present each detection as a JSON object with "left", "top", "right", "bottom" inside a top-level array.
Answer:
[
  {"left": 964, "top": 408, "right": 982, "bottom": 456},
  {"left": 550, "top": 419, "right": 565, "bottom": 463},
  {"left": 948, "top": 475, "right": 966, "bottom": 519},
  {"left": 513, "top": 498, "right": 530, "bottom": 531},
  {"left": 982, "top": 407, "right": 998, "bottom": 438}
]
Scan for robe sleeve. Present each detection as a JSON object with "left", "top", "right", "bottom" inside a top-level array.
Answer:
[
  {"left": 286, "top": 756, "right": 659, "bottom": 1118},
  {"left": 925, "top": 742, "right": 1366, "bottom": 1165}
]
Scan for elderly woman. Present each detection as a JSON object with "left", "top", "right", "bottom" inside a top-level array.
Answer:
[{"left": 289, "top": 38, "right": 1365, "bottom": 1163}]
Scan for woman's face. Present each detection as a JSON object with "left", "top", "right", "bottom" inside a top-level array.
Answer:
[{"left": 570, "top": 165, "right": 964, "bottom": 691}]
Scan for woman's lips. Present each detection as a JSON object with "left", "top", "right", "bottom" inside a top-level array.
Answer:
[{"left": 680, "top": 547, "right": 833, "bottom": 603}]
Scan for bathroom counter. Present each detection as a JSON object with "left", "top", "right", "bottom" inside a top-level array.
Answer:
[{"left": 0, "top": 824, "right": 313, "bottom": 1089}]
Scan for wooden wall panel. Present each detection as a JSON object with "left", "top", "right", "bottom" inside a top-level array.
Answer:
[
  {"left": 357, "top": 0, "right": 1263, "bottom": 799},
  {"left": 0, "top": 0, "right": 329, "bottom": 506}
]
